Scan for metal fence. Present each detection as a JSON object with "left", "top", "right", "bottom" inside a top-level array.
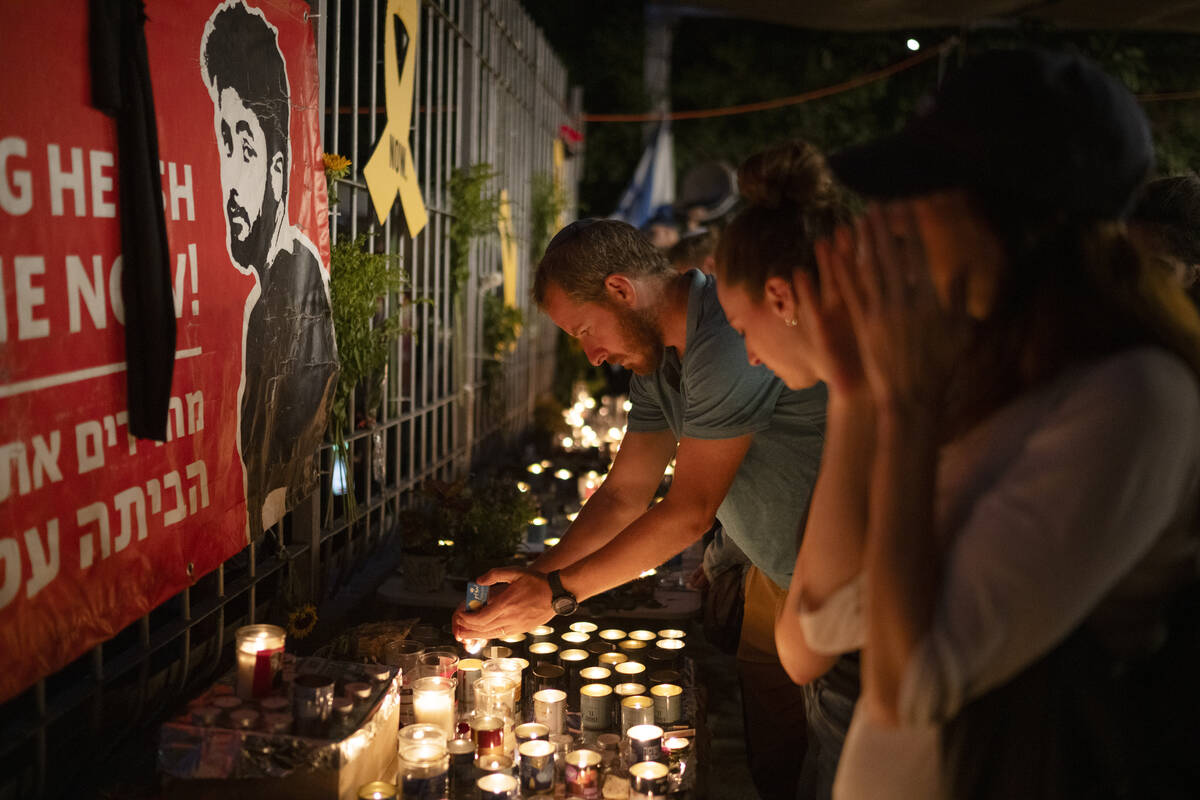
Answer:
[{"left": 0, "top": 1, "right": 577, "bottom": 796}]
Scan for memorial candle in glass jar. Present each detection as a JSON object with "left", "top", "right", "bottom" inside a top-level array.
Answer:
[{"left": 234, "top": 624, "right": 285, "bottom": 699}]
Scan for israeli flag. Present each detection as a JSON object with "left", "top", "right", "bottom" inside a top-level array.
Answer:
[{"left": 612, "top": 122, "right": 675, "bottom": 229}]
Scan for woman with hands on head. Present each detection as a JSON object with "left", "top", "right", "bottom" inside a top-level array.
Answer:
[
  {"left": 819, "top": 47, "right": 1200, "bottom": 799},
  {"left": 712, "top": 139, "right": 864, "bottom": 800}
]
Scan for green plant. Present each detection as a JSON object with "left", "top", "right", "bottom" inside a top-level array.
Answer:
[
  {"left": 481, "top": 291, "right": 525, "bottom": 409},
  {"left": 529, "top": 171, "right": 567, "bottom": 262},
  {"left": 328, "top": 233, "right": 413, "bottom": 520},
  {"left": 455, "top": 478, "right": 539, "bottom": 566},
  {"left": 448, "top": 163, "right": 503, "bottom": 300},
  {"left": 398, "top": 478, "right": 470, "bottom": 555}
]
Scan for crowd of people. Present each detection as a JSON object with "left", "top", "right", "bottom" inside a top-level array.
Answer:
[{"left": 454, "top": 47, "right": 1200, "bottom": 799}]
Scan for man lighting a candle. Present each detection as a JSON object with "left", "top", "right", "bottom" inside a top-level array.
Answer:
[{"left": 453, "top": 218, "right": 826, "bottom": 800}]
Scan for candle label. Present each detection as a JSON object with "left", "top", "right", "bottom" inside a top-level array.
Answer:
[
  {"left": 565, "top": 763, "right": 599, "bottom": 799},
  {"left": 401, "top": 773, "right": 447, "bottom": 800},
  {"left": 520, "top": 756, "right": 554, "bottom": 793},
  {"left": 252, "top": 646, "right": 284, "bottom": 697}
]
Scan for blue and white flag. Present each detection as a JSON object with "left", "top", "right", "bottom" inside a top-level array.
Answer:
[{"left": 612, "top": 122, "right": 675, "bottom": 229}]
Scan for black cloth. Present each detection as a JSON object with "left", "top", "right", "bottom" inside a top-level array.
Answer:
[
  {"left": 941, "top": 581, "right": 1200, "bottom": 800},
  {"left": 90, "top": 0, "right": 175, "bottom": 441},
  {"left": 240, "top": 240, "right": 337, "bottom": 534}
]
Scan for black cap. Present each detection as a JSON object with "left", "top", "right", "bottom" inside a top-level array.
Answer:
[{"left": 829, "top": 47, "right": 1153, "bottom": 220}]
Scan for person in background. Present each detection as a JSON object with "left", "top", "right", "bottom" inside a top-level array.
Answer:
[
  {"left": 454, "top": 218, "right": 827, "bottom": 800},
  {"left": 713, "top": 139, "right": 860, "bottom": 800},
  {"left": 1130, "top": 173, "right": 1200, "bottom": 301},
  {"left": 802, "top": 47, "right": 1200, "bottom": 798},
  {"left": 668, "top": 227, "right": 719, "bottom": 275}
]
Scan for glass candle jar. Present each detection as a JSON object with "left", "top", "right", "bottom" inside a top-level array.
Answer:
[
  {"left": 412, "top": 676, "right": 457, "bottom": 739},
  {"left": 419, "top": 647, "right": 460, "bottom": 680},
  {"left": 356, "top": 781, "right": 398, "bottom": 800},
  {"left": 469, "top": 712, "right": 506, "bottom": 757},
  {"left": 234, "top": 624, "right": 285, "bottom": 699},
  {"left": 397, "top": 740, "right": 449, "bottom": 800},
  {"left": 564, "top": 748, "right": 602, "bottom": 799},
  {"left": 474, "top": 675, "right": 520, "bottom": 721},
  {"left": 517, "top": 739, "right": 556, "bottom": 795}
]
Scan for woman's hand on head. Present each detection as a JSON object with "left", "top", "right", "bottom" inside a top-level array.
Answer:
[
  {"left": 833, "top": 201, "right": 972, "bottom": 420},
  {"left": 797, "top": 226, "right": 867, "bottom": 396}
]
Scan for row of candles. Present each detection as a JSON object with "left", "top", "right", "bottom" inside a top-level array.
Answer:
[{"left": 361, "top": 621, "right": 691, "bottom": 798}]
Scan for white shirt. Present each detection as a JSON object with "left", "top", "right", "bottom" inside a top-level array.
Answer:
[{"left": 806, "top": 347, "right": 1200, "bottom": 800}]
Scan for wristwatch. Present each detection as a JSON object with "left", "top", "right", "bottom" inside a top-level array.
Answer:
[{"left": 547, "top": 570, "right": 578, "bottom": 616}]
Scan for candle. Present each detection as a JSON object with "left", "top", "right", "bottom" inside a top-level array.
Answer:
[
  {"left": 664, "top": 736, "right": 691, "bottom": 783},
  {"left": 628, "top": 724, "right": 665, "bottom": 764},
  {"left": 579, "top": 666, "right": 612, "bottom": 687},
  {"left": 474, "top": 675, "right": 520, "bottom": 721},
  {"left": 234, "top": 624, "right": 285, "bottom": 699},
  {"left": 614, "top": 682, "right": 648, "bottom": 713},
  {"left": 498, "top": 632, "right": 527, "bottom": 658},
  {"left": 528, "top": 641, "right": 560, "bottom": 667},
  {"left": 657, "top": 629, "right": 686, "bottom": 640},
  {"left": 568, "top": 621, "right": 599, "bottom": 634},
  {"left": 447, "top": 738, "right": 476, "bottom": 798},
  {"left": 345, "top": 681, "right": 372, "bottom": 702},
  {"left": 228, "top": 708, "right": 260, "bottom": 730},
  {"left": 654, "top": 638, "right": 685, "bottom": 669},
  {"left": 565, "top": 748, "right": 602, "bottom": 799},
  {"left": 651, "top": 683, "right": 683, "bottom": 724},
  {"left": 291, "top": 673, "right": 335, "bottom": 736},
  {"left": 470, "top": 713, "right": 506, "bottom": 756},
  {"left": 532, "top": 688, "right": 566, "bottom": 735},
  {"left": 527, "top": 625, "right": 555, "bottom": 646},
  {"left": 647, "top": 669, "right": 682, "bottom": 687},
  {"left": 614, "top": 660, "right": 647, "bottom": 682},
  {"left": 587, "top": 639, "right": 616, "bottom": 658},
  {"left": 628, "top": 629, "right": 656, "bottom": 642},
  {"left": 580, "top": 683, "right": 613, "bottom": 731},
  {"left": 618, "top": 639, "right": 648, "bottom": 657},
  {"left": 598, "top": 652, "right": 628, "bottom": 669},
  {"left": 598, "top": 628, "right": 627, "bottom": 643},
  {"left": 398, "top": 741, "right": 449, "bottom": 800},
  {"left": 628, "top": 760, "right": 670, "bottom": 799},
  {"left": 518, "top": 739, "right": 556, "bottom": 795},
  {"left": 514, "top": 722, "right": 550, "bottom": 755},
  {"left": 356, "top": 781, "right": 398, "bottom": 800},
  {"left": 457, "top": 658, "right": 483, "bottom": 712},
  {"left": 476, "top": 772, "right": 519, "bottom": 800},
  {"left": 412, "top": 676, "right": 456, "bottom": 738},
  {"left": 561, "top": 630, "right": 590, "bottom": 646},
  {"left": 621, "top": 695, "right": 655, "bottom": 735},
  {"left": 475, "top": 753, "right": 515, "bottom": 775}
]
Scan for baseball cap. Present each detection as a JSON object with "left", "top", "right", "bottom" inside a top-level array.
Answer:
[{"left": 828, "top": 47, "right": 1154, "bottom": 220}]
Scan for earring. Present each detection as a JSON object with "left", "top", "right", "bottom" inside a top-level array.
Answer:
[{"left": 785, "top": 318, "right": 798, "bottom": 327}]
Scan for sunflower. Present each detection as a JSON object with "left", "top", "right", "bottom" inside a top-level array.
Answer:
[
  {"left": 287, "top": 604, "right": 319, "bottom": 639},
  {"left": 322, "top": 153, "right": 352, "bottom": 177}
]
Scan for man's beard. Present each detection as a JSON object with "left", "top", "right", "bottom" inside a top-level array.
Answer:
[
  {"left": 614, "top": 303, "right": 665, "bottom": 375},
  {"left": 228, "top": 184, "right": 279, "bottom": 273}
]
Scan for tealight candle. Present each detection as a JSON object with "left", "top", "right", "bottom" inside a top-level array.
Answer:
[
  {"left": 598, "top": 628, "right": 627, "bottom": 643},
  {"left": 412, "top": 676, "right": 456, "bottom": 738},
  {"left": 477, "top": 772, "right": 519, "bottom": 800},
  {"left": 598, "top": 652, "right": 628, "bottom": 669},
  {"left": 532, "top": 688, "right": 566, "bottom": 735},
  {"left": 614, "top": 660, "right": 647, "bottom": 681},
  {"left": 564, "top": 749, "right": 602, "bottom": 798},
  {"left": 528, "top": 641, "right": 560, "bottom": 666},
  {"left": 561, "top": 631, "right": 590, "bottom": 646},
  {"left": 357, "top": 781, "right": 398, "bottom": 800},
  {"left": 579, "top": 666, "right": 612, "bottom": 686},
  {"left": 580, "top": 683, "right": 613, "bottom": 731},
  {"left": 518, "top": 739, "right": 556, "bottom": 795},
  {"left": 621, "top": 695, "right": 655, "bottom": 734},
  {"left": 527, "top": 625, "right": 555, "bottom": 645},
  {"left": 628, "top": 760, "right": 670, "bottom": 799},
  {"left": 234, "top": 624, "right": 285, "bottom": 699},
  {"left": 618, "top": 639, "right": 648, "bottom": 656},
  {"left": 650, "top": 683, "right": 683, "bottom": 724},
  {"left": 628, "top": 724, "right": 665, "bottom": 764}
]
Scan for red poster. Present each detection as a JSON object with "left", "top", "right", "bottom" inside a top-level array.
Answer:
[{"left": 0, "top": 0, "right": 334, "bottom": 703}]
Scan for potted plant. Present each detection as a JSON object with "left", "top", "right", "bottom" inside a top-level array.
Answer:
[
  {"left": 454, "top": 478, "right": 539, "bottom": 578},
  {"left": 397, "top": 479, "right": 469, "bottom": 592}
]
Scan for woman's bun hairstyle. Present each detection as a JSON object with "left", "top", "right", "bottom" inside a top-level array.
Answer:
[{"left": 716, "top": 140, "right": 849, "bottom": 298}]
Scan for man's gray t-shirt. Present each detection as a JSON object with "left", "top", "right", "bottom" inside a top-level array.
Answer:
[{"left": 627, "top": 270, "right": 827, "bottom": 588}]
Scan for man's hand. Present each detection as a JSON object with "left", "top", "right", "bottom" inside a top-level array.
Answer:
[{"left": 452, "top": 566, "right": 556, "bottom": 641}]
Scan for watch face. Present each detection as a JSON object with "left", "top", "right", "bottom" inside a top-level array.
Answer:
[{"left": 553, "top": 596, "right": 578, "bottom": 616}]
